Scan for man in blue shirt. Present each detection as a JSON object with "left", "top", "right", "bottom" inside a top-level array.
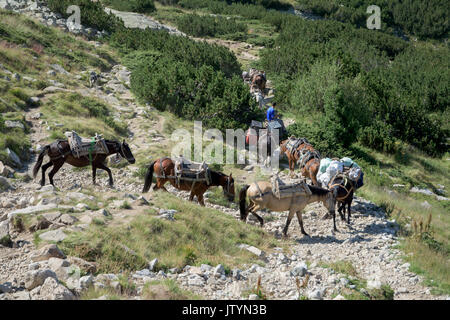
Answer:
[{"left": 267, "top": 102, "right": 277, "bottom": 122}]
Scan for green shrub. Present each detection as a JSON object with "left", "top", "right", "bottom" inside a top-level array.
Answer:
[
  {"left": 47, "top": 0, "right": 124, "bottom": 32},
  {"left": 129, "top": 54, "right": 259, "bottom": 132},
  {"left": 176, "top": 13, "right": 247, "bottom": 37},
  {"left": 109, "top": 27, "right": 241, "bottom": 78},
  {"left": 102, "top": 0, "right": 156, "bottom": 13}
]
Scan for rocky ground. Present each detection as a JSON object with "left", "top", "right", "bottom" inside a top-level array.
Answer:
[{"left": 0, "top": 0, "right": 449, "bottom": 301}]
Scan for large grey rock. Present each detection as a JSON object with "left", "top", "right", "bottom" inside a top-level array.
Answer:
[
  {"left": 0, "top": 220, "right": 10, "bottom": 243},
  {"left": 40, "top": 277, "right": 75, "bottom": 300},
  {"left": 79, "top": 275, "right": 94, "bottom": 290},
  {"left": 50, "top": 64, "right": 70, "bottom": 75},
  {"left": 4, "top": 120, "right": 24, "bottom": 130},
  {"left": 148, "top": 258, "right": 158, "bottom": 271},
  {"left": 238, "top": 243, "right": 266, "bottom": 258},
  {"left": 25, "top": 269, "right": 57, "bottom": 290},
  {"left": 214, "top": 264, "right": 225, "bottom": 277},
  {"left": 31, "top": 244, "right": 66, "bottom": 262},
  {"left": 0, "top": 176, "right": 12, "bottom": 190},
  {"left": 6, "top": 148, "right": 22, "bottom": 167},
  {"left": 410, "top": 187, "right": 434, "bottom": 196},
  {"left": 290, "top": 262, "right": 308, "bottom": 277},
  {"left": 307, "top": 288, "right": 323, "bottom": 300},
  {"left": 39, "top": 229, "right": 67, "bottom": 242},
  {"left": 42, "top": 211, "right": 62, "bottom": 222},
  {"left": 0, "top": 161, "right": 14, "bottom": 177},
  {"left": 59, "top": 214, "right": 78, "bottom": 225},
  {"left": 67, "top": 256, "right": 97, "bottom": 274},
  {"left": 7, "top": 203, "right": 58, "bottom": 219}
]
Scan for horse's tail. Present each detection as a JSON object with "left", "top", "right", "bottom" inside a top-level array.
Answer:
[
  {"left": 142, "top": 160, "right": 156, "bottom": 193},
  {"left": 33, "top": 145, "right": 50, "bottom": 178},
  {"left": 239, "top": 184, "right": 250, "bottom": 220}
]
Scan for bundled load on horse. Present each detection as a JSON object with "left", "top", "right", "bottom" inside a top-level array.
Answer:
[
  {"left": 271, "top": 173, "right": 312, "bottom": 199},
  {"left": 65, "top": 131, "right": 109, "bottom": 158},
  {"left": 280, "top": 137, "right": 321, "bottom": 184},
  {"left": 173, "top": 157, "right": 212, "bottom": 187},
  {"left": 245, "top": 120, "right": 264, "bottom": 146},
  {"left": 266, "top": 118, "right": 287, "bottom": 139},
  {"left": 317, "top": 157, "right": 364, "bottom": 189}
]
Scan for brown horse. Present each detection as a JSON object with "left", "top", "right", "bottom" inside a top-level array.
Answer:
[
  {"left": 33, "top": 139, "right": 135, "bottom": 187},
  {"left": 142, "top": 157, "right": 235, "bottom": 206},
  {"left": 251, "top": 73, "right": 266, "bottom": 96},
  {"left": 280, "top": 139, "right": 320, "bottom": 186}
]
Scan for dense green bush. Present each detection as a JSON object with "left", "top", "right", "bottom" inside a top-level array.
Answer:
[
  {"left": 129, "top": 53, "right": 259, "bottom": 131},
  {"left": 47, "top": 0, "right": 124, "bottom": 32},
  {"left": 102, "top": 0, "right": 156, "bottom": 13},
  {"left": 109, "top": 27, "right": 241, "bottom": 78},
  {"left": 176, "top": 13, "right": 247, "bottom": 37},
  {"left": 297, "top": 0, "right": 449, "bottom": 39}
]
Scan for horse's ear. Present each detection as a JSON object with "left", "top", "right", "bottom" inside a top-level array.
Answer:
[
  {"left": 229, "top": 173, "right": 232, "bottom": 178},
  {"left": 122, "top": 139, "right": 126, "bottom": 145}
]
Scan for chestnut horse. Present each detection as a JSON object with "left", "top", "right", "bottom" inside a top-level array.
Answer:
[
  {"left": 142, "top": 157, "right": 235, "bottom": 206},
  {"left": 280, "top": 138, "right": 320, "bottom": 186},
  {"left": 251, "top": 73, "right": 266, "bottom": 96},
  {"left": 33, "top": 139, "right": 135, "bottom": 187}
]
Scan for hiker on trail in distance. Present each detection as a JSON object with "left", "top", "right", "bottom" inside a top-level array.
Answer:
[{"left": 267, "top": 102, "right": 277, "bottom": 122}]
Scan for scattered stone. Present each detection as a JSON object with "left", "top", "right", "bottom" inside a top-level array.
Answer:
[
  {"left": 4, "top": 120, "right": 24, "bottom": 130},
  {"left": 59, "top": 214, "right": 78, "bottom": 225},
  {"left": 0, "top": 176, "right": 12, "bottom": 190},
  {"left": 39, "top": 229, "right": 67, "bottom": 242},
  {"left": 67, "top": 256, "right": 97, "bottom": 274},
  {"left": 248, "top": 294, "right": 260, "bottom": 300},
  {"left": 148, "top": 258, "right": 158, "bottom": 271},
  {"left": 40, "top": 277, "right": 75, "bottom": 300},
  {"left": 24, "top": 269, "right": 57, "bottom": 290},
  {"left": 290, "top": 262, "right": 308, "bottom": 277},
  {"left": 307, "top": 289, "right": 323, "bottom": 300},
  {"left": 31, "top": 244, "right": 66, "bottom": 262}
]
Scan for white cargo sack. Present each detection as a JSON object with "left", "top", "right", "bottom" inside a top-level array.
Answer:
[{"left": 319, "top": 158, "right": 332, "bottom": 173}]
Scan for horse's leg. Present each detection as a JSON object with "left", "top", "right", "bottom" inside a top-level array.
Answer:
[
  {"left": 48, "top": 160, "right": 64, "bottom": 187},
  {"left": 310, "top": 168, "right": 319, "bottom": 186},
  {"left": 40, "top": 162, "right": 53, "bottom": 186},
  {"left": 347, "top": 200, "right": 352, "bottom": 224},
  {"left": 251, "top": 211, "right": 264, "bottom": 227},
  {"left": 282, "top": 208, "right": 296, "bottom": 237},
  {"left": 332, "top": 208, "right": 338, "bottom": 232},
  {"left": 338, "top": 202, "right": 345, "bottom": 221},
  {"left": 96, "top": 163, "right": 114, "bottom": 186},
  {"left": 92, "top": 164, "right": 97, "bottom": 185},
  {"left": 295, "top": 211, "right": 310, "bottom": 237},
  {"left": 154, "top": 178, "right": 168, "bottom": 191},
  {"left": 198, "top": 193, "right": 205, "bottom": 206},
  {"left": 241, "top": 203, "right": 255, "bottom": 222}
]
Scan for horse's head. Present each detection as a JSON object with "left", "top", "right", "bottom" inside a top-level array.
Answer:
[
  {"left": 222, "top": 173, "right": 235, "bottom": 202},
  {"left": 119, "top": 140, "right": 135, "bottom": 164},
  {"left": 323, "top": 189, "right": 337, "bottom": 217}
]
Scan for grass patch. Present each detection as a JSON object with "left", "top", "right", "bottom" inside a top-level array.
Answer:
[
  {"left": 142, "top": 279, "right": 202, "bottom": 300},
  {"left": 59, "top": 191, "right": 280, "bottom": 274}
]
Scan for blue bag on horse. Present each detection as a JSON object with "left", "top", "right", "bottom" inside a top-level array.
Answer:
[{"left": 356, "top": 171, "right": 364, "bottom": 189}]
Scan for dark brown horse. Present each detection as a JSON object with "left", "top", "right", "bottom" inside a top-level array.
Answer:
[
  {"left": 142, "top": 157, "right": 235, "bottom": 206},
  {"left": 251, "top": 73, "right": 266, "bottom": 96},
  {"left": 33, "top": 139, "right": 135, "bottom": 187},
  {"left": 328, "top": 174, "right": 355, "bottom": 224},
  {"left": 280, "top": 139, "right": 320, "bottom": 186}
]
